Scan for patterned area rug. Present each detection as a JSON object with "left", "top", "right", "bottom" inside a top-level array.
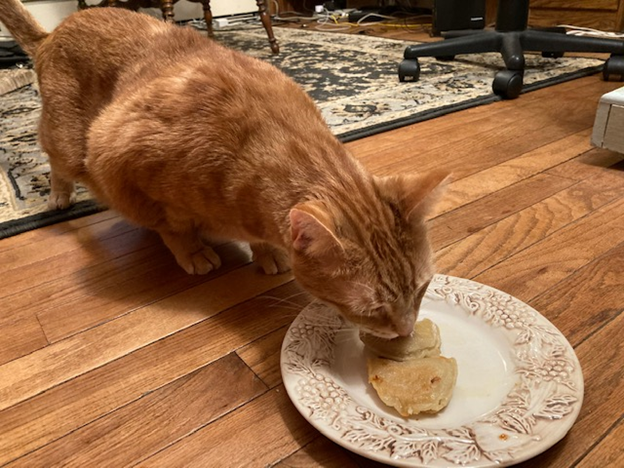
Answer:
[{"left": 0, "top": 26, "right": 604, "bottom": 238}]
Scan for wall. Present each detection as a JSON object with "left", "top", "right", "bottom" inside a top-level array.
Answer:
[
  {"left": 0, "top": 0, "right": 77, "bottom": 38},
  {"left": 0, "top": 0, "right": 258, "bottom": 40}
]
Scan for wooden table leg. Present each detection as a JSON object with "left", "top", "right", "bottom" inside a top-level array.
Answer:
[
  {"left": 201, "top": 0, "right": 214, "bottom": 38},
  {"left": 256, "top": 0, "right": 279, "bottom": 54},
  {"left": 160, "top": 0, "right": 175, "bottom": 23}
]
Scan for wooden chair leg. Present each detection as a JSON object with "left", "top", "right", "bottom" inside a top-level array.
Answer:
[
  {"left": 201, "top": 0, "right": 214, "bottom": 38},
  {"left": 160, "top": 0, "right": 175, "bottom": 23},
  {"left": 256, "top": 0, "right": 279, "bottom": 54}
]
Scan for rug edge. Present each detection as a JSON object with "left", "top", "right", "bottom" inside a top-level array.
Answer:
[
  {"left": 0, "top": 200, "right": 104, "bottom": 240},
  {"left": 0, "top": 68, "right": 36, "bottom": 97},
  {"left": 337, "top": 64, "right": 603, "bottom": 142}
]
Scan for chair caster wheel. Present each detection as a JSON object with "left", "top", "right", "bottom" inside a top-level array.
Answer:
[
  {"left": 603, "top": 55, "right": 624, "bottom": 81},
  {"left": 399, "top": 59, "right": 420, "bottom": 82},
  {"left": 493, "top": 70, "right": 523, "bottom": 99},
  {"left": 435, "top": 55, "right": 455, "bottom": 61},
  {"left": 542, "top": 51, "right": 564, "bottom": 58}
]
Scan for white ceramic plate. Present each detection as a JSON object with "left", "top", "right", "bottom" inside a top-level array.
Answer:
[{"left": 281, "top": 275, "right": 583, "bottom": 467}]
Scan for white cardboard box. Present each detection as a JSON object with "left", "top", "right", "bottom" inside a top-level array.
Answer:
[{"left": 591, "top": 86, "right": 624, "bottom": 153}]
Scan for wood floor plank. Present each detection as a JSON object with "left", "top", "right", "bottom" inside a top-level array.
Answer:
[
  {"left": 6, "top": 354, "right": 267, "bottom": 468},
  {"left": 530, "top": 242, "right": 624, "bottom": 347},
  {"left": 274, "top": 437, "right": 360, "bottom": 468},
  {"left": 513, "top": 312, "right": 623, "bottom": 468},
  {"left": 429, "top": 173, "right": 574, "bottom": 251},
  {"left": 347, "top": 77, "right": 615, "bottom": 165},
  {"left": 0, "top": 210, "right": 118, "bottom": 254},
  {"left": 39, "top": 240, "right": 250, "bottom": 342},
  {"left": 433, "top": 129, "right": 593, "bottom": 217},
  {"left": 351, "top": 97, "right": 529, "bottom": 165},
  {"left": 0, "top": 281, "right": 307, "bottom": 465},
  {"left": 547, "top": 147, "right": 624, "bottom": 181},
  {"left": 136, "top": 386, "right": 317, "bottom": 468},
  {"left": 0, "top": 311, "right": 47, "bottom": 368},
  {"left": 574, "top": 419, "right": 624, "bottom": 468},
  {"left": 473, "top": 197, "right": 624, "bottom": 302},
  {"left": 0, "top": 221, "right": 152, "bottom": 300},
  {"left": 435, "top": 173, "right": 624, "bottom": 279},
  {"left": 6, "top": 241, "right": 251, "bottom": 347},
  {"left": 359, "top": 80, "right": 611, "bottom": 180},
  {"left": 237, "top": 325, "right": 289, "bottom": 389},
  {"left": 0, "top": 216, "right": 140, "bottom": 274},
  {"left": 0, "top": 264, "right": 294, "bottom": 413}
]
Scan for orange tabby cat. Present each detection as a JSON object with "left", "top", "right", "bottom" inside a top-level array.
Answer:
[{"left": 0, "top": 0, "right": 449, "bottom": 338}]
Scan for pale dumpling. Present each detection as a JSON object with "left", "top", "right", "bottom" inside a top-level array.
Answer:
[
  {"left": 360, "top": 318, "right": 441, "bottom": 361},
  {"left": 367, "top": 356, "right": 458, "bottom": 417}
]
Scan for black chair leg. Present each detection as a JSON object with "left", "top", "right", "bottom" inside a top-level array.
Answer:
[
  {"left": 522, "top": 29, "right": 624, "bottom": 55},
  {"left": 501, "top": 32, "right": 524, "bottom": 70},
  {"left": 404, "top": 31, "right": 501, "bottom": 60},
  {"left": 522, "top": 30, "right": 624, "bottom": 82},
  {"left": 399, "top": 0, "right": 624, "bottom": 98},
  {"left": 400, "top": 32, "right": 503, "bottom": 83}
]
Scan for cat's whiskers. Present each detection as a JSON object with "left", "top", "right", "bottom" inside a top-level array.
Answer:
[
  {"left": 345, "top": 280, "right": 375, "bottom": 295},
  {"left": 332, "top": 328, "right": 358, "bottom": 340},
  {"left": 261, "top": 303, "right": 304, "bottom": 314},
  {"left": 257, "top": 291, "right": 311, "bottom": 310}
]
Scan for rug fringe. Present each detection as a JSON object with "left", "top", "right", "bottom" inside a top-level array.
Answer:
[{"left": 0, "top": 68, "right": 36, "bottom": 96}]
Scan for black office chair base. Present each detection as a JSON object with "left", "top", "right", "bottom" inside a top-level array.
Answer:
[
  {"left": 603, "top": 55, "right": 624, "bottom": 81},
  {"left": 399, "top": 28, "right": 624, "bottom": 99},
  {"left": 492, "top": 70, "right": 524, "bottom": 99},
  {"left": 398, "top": 59, "right": 421, "bottom": 82},
  {"left": 399, "top": 57, "right": 525, "bottom": 99}
]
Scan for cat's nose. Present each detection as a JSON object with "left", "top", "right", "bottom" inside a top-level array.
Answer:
[{"left": 395, "top": 317, "right": 416, "bottom": 337}]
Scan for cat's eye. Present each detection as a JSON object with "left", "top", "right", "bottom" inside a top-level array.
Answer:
[
  {"left": 414, "top": 280, "right": 432, "bottom": 310},
  {"left": 371, "top": 305, "right": 390, "bottom": 317}
]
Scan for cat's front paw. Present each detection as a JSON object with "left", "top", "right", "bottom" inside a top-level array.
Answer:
[
  {"left": 48, "top": 191, "right": 76, "bottom": 210},
  {"left": 178, "top": 246, "right": 222, "bottom": 275},
  {"left": 251, "top": 243, "right": 291, "bottom": 275}
]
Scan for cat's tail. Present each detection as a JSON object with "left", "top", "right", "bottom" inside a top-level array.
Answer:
[{"left": 0, "top": 0, "right": 48, "bottom": 56}]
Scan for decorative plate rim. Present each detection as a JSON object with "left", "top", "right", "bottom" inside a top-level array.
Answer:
[{"left": 280, "top": 274, "right": 584, "bottom": 467}]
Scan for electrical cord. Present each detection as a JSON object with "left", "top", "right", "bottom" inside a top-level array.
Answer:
[
  {"left": 269, "top": 4, "right": 431, "bottom": 34},
  {"left": 185, "top": 2, "right": 431, "bottom": 34},
  {"left": 354, "top": 12, "right": 398, "bottom": 26},
  {"left": 316, "top": 8, "right": 351, "bottom": 32},
  {"left": 559, "top": 24, "right": 624, "bottom": 39}
]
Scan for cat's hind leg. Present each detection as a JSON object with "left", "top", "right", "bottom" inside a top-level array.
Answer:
[
  {"left": 251, "top": 242, "right": 290, "bottom": 275},
  {"left": 159, "top": 228, "right": 222, "bottom": 275},
  {"left": 47, "top": 166, "right": 76, "bottom": 210},
  {"left": 38, "top": 104, "right": 83, "bottom": 210}
]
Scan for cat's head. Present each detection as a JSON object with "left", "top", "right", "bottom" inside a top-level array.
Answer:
[{"left": 289, "top": 170, "right": 449, "bottom": 339}]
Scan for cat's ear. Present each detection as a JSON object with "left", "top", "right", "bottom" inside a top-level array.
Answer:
[
  {"left": 289, "top": 204, "right": 344, "bottom": 256},
  {"left": 375, "top": 170, "right": 451, "bottom": 221}
]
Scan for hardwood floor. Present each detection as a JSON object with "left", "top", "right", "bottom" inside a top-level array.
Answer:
[{"left": 1, "top": 30, "right": 623, "bottom": 468}]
